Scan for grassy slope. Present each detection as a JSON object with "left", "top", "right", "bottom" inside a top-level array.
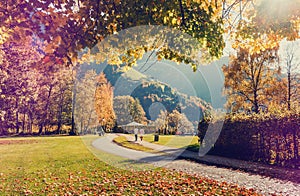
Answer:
[
  {"left": 143, "top": 135, "right": 199, "bottom": 149},
  {"left": 0, "top": 136, "right": 259, "bottom": 195},
  {"left": 113, "top": 135, "right": 199, "bottom": 155},
  {"left": 113, "top": 136, "right": 155, "bottom": 152}
]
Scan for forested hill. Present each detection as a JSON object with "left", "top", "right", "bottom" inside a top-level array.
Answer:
[
  {"left": 80, "top": 55, "right": 228, "bottom": 112},
  {"left": 79, "top": 57, "right": 224, "bottom": 122}
]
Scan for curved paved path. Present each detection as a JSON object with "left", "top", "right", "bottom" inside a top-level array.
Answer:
[
  {"left": 92, "top": 134, "right": 180, "bottom": 167},
  {"left": 92, "top": 134, "right": 300, "bottom": 196}
]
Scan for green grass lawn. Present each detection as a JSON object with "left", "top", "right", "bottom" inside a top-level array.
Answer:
[
  {"left": 143, "top": 134, "right": 199, "bottom": 149},
  {"left": 113, "top": 136, "right": 155, "bottom": 152},
  {"left": 0, "top": 136, "right": 260, "bottom": 195}
]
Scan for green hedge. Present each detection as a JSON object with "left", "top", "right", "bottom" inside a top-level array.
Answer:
[{"left": 198, "top": 113, "right": 300, "bottom": 168}]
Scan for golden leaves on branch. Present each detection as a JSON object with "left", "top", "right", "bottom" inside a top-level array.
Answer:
[
  {"left": 232, "top": 32, "right": 281, "bottom": 55},
  {"left": 288, "top": 17, "right": 300, "bottom": 41}
]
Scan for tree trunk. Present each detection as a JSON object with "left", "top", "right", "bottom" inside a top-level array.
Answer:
[
  {"left": 22, "top": 112, "right": 26, "bottom": 134},
  {"left": 70, "top": 83, "right": 77, "bottom": 135},
  {"left": 56, "top": 119, "right": 62, "bottom": 134},
  {"left": 253, "top": 90, "right": 259, "bottom": 113},
  {"left": 15, "top": 99, "right": 19, "bottom": 134},
  {"left": 287, "top": 71, "right": 291, "bottom": 110},
  {"left": 80, "top": 118, "right": 83, "bottom": 134},
  {"left": 39, "top": 86, "right": 53, "bottom": 135},
  {"left": 28, "top": 111, "right": 33, "bottom": 134},
  {"left": 38, "top": 124, "right": 43, "bottom": 135},
  {"left": 56, "top": 99, "right": 63, "bottom": 134}
]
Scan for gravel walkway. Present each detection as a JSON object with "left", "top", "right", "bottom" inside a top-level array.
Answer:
[
  {"left": 164, "top": 160, "right": 299, "bottom": 196},
  {"left": 92, "top": 134, "right": 300, "bottom": 196}
]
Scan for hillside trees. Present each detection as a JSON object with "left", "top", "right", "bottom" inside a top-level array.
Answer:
[
  {"left": 154, "top": 110, "right": 194, "bottom": 135},
  {"left": 113, "top": 96, "right": 147, "bottom": 126},
  {"left": 179, "top": 94, "right": 212, "bottom": 128},
  {"left": 130, "top": 98, "right": 147, "bottom": 124},
  {"left": 131, "top": 81, "right": 180, "bottom": 119}
]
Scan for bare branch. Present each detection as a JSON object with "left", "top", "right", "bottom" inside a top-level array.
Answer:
[
  {"left": 178, "top": 0, "right": 186, "bottom": 27},
  {"left": 138, "top": 50, "right": 156, "bottom": 71},
  {"left": 141, "top": 59, "right": 159, "bottom": 73}
]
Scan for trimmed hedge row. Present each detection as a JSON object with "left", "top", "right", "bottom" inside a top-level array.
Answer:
[{"left": 198, "top": 113, "right": 300, "bottom": 168}]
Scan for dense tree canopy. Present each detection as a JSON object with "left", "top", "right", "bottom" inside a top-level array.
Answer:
[
  {"left": 0, "top": 36, "right": 73, "bottom": 135},
  {"left": 1, "top": 0, "right": 299, "bottom": 67},
  {"left": 0, "top": 0, "right": 230, "bottom": 69}
]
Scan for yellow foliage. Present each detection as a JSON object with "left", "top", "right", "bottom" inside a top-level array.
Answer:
[
  {"left": 233, "top": 32, "right": 281, "bottom": 55},
  {"left": 0, "top": 27, "right": 12, "bottom": 45}
]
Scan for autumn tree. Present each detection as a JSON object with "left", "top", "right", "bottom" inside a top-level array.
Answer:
[
  {"left": 74, "top": 70, "right": 99, "bottom": 134},
  {"left": 51, "top": 67, "right": 73, "bottom": 134},
  {"left": 0, "top": 37, "right": 43, "bottom": 134},
  {"left": 263, "top": 77, "right": 287, "bottom": 113},
  {"left": 113, "top": 96, "right": 147, "bottom": 125},
  {"left": 0, "top": 0, "right": 231, "bottom": 72},
  {"left": 94, "top": 72, "right": 115, "bottom": 132},
  {"left": 154, "top": 109, "right": 194, "bottom": 135},
  {"left": 130, "top": 98, "right": 147, "bottom": 124},
  {"left": 153, "top": 110, "right": 169, "bottom": 134},
  {"left": 168, "top": 110, "right": 194, "bottom": 134},
  {"left": 0, "top": 35, "right": 75, "bottom": 135},
  {"left": 280, "top": 40, "right": 300, "bottom": 110},
  {"left": 223, "top": 37, "right": 280, "bottom": 113},
  {"left": 222, "top": 0, "right": 300, "bottom": 114}
]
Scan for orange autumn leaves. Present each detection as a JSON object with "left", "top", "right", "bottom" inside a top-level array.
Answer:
[
  {"left": 94, "top": 72, "right": 115, "bottom": 132},
  {"left": 0, "top": 164, "right": 260, "bottom": 195}
]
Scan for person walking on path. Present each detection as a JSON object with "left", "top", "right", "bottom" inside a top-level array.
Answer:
[
  {"left": 139, "top": 129, "right": 144, "bottom": 141},
  {"left": 134, "top": 128, "right": 138, "bottom": 142}
]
